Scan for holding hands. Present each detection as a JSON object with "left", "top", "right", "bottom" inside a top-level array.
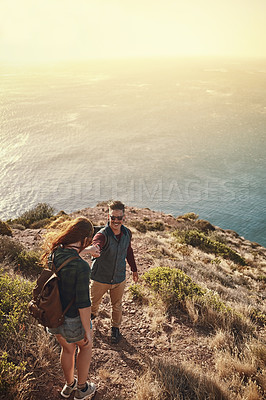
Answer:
[{"left": 81, "top": 244, "right": 101, "bottom": 258}]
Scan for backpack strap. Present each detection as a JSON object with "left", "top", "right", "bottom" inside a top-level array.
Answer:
[
  {"left": 51, "top": 254, "right": 79, "bottom": 314},
  {"left": 51, "top": 254, "right": 79, "bottom": 275},
  {"left": 61, "top": 296, "right": 76, "bottom": 317}
]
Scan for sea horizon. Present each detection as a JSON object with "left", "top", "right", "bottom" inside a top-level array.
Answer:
[{"left": 1, "top": 56, "right": 266, "bottom": 246}]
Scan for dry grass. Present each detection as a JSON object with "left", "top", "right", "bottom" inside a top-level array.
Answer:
[
  {"left": 1, "top": 206, "right": 266, "bottom": 400},
  {"left": 130, "top": 225, "right": 266, "bottom": 400},
  {"left": 133, "top": 348, "right": 266, "bottom": 400},
  {"left": 0, "top": 267, "right": 62, "bottom": 400},
  {"left": 134, "top": 369, "right": 161, "bottom": 400},
  {"left": 134, "top": 358, "right": 230, "bottom": 400},
  {"left": 143, "top": 300, "right": 167, "bottom": 332},
  {"left": 209, "top": 329, "right": 235, "bottom": 351},
  {"left": 216, "top": 353, "right": 257, "bottom": 380},
  {"left": 211, "top": 333, "right": 266, "bottom": 400},
  {"left": 98, "top": 367, "right": 124, "bottom": 385},
  {"left": 1, "top": 324, "right": 62, "bottom": 400},
  {"left": 243, "top": 381, "right": 263, "bottom": 400}
]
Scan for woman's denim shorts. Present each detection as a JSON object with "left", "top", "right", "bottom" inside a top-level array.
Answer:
[{"left": 47, "top": 315, "right": 92, "bottom": 343}]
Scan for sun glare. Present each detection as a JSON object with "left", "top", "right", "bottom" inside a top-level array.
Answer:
[{"left": 0, "top": 0, "right": 266, "bottom": 64}]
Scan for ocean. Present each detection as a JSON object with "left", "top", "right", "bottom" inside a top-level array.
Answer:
[{"left": 1, "top": 57, "right": 266, "bottom": 246}]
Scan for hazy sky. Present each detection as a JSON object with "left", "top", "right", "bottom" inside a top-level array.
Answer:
[{"left": 1, "top": 0, "right": 266, "bottom": 64}]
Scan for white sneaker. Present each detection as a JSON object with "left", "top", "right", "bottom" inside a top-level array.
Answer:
[
  {"left": 74, "top": 382, "right": 96, "bottom": 400},
  {"left": 61, "top": 377, "right": 77, "bottom": 398}
]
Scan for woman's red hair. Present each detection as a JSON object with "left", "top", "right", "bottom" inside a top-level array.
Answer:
[{"left": 42, "top": 217, "right": 93, "bottom": 260}]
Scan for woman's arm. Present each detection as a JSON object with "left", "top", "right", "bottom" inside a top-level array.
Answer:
[{"left": 79, "top": 306, "right": 92, "bottom": 344}]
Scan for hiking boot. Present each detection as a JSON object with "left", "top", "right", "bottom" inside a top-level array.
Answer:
[
  {"left": 111, "top": 327, "right": 121, "bottom": 344},
  {"left": 74, "top": 382, "right": 96, "bottom": 400},
  {"left": 61, "top": 377, "right": 77, "bottom": 398}
]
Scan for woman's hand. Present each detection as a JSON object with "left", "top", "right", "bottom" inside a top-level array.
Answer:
[
  {"left": 80, "top": 245, "right": 100, "bottom": 258},
  {"left": 79, "top": 307, "right": 93, "bottom": 346},
  {"left": 88, "top": 244, "right": 100, "bottom": 257},
  {"left": 83, "top": 330, "right": 92, "bottom": 346}
]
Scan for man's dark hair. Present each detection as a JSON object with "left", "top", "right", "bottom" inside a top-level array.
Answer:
[{"left": 108, "top": 200, "right": 125, "bottom": 213}]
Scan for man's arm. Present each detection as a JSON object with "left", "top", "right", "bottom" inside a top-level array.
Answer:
[
  {"left": 80, "top": 232, "right": 105, "bottom": 257},
  {"left": 126, "top": 239, "right": 138, "bottom": 283},
  {"left": 126, "top": 244, "right": 137, "bottom": 272},
  {"left": 92, "top": 232, "right": 106, "bottom": 250}
]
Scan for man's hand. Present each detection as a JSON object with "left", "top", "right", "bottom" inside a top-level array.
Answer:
[
  {"left": 132, "top": 271, "right": 139, "bottom": 283},
  {"left": 81, "top": 245, "right": 100, "bottom": 258},
  {"left": 89, "top": 244, "right": 101, "bottom": 257}
]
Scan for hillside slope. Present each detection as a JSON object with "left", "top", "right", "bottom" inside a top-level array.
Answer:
[{"left": 4, "top": 204, "right": 266, "bottom": 399}]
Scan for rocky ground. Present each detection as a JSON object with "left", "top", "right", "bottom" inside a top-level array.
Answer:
[{"left": 11, "top": 204, "right": 266, "bottom": 400}]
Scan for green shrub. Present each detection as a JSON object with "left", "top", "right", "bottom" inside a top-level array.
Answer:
[
  {"left": 0, "top": 270, "right": 33, "bottom": 343},
  {"left": 195, "top": 219, "right": 215, "bottom": 232},
  {"left": 96, "top": 201, "right": 109, "bottom": 207},
  {"left": 196, "top": 289, "right": 231, "bottom": 313},
  {"left": 257, "top": 275, "right": 266, "bottom": 283},
  {"left": 0, "top": 271, "right": 34, "bottom": 398},
  {"left": 30, "top": 217, "right": 53, "bottom": 229},
  {"left": 130, "top": 220, "right": 147, "bottom": 233},
  {"left": 177, "top": 212, "right": 199, "bottom": 220},
  {"left": 48, "top": 214, "right": 72, "bottom": 229},
  {"left": 16, "top": 250, "right": 42, "bottom": 276},
  {"left": 0, "top": 237, "right": 42, "bottom": 276},
  {"left": 0, "top": 352, "right": 26, "bottom": 396},
  {"left": 143, "top": 266, "right": 205, "bottom": 308},
  {"left": 0, "top": 220, "right": 12, "bottom": 237},
  {"left": 130, "top": 219, "right": 165, "bottom": 233},
  {"left": 146, "top": 221, "right": 165, "bottom": 231},
  {"left": 249, "top": 308, "right": 266, "bottom": 326},
  {"left": 142, "top": 266, "right": 253, "bottom": 335},
  {"left": 128, "top": 284, "right": 145, "bottom": 302},
  {"left": 174, "top": 229, "right": 246, "bottom": 266},
  {"left": 0, "top": 270, "right": 63, "bottom": 399},
  {"left": 0, "top": 236, "right": 23, "bottom": 263},
  {"left": 211, "top": 257, "right": 222, "bottom": 266},
  {"left": 11, "top": 203, "right": 55, "bottom": 228},
  {"left": 9, "top": 223, "right": 25, "bottom": 230}
]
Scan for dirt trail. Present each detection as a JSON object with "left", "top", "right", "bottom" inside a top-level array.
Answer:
[{"left": 48, "top": 272, "right": 214, "bottom": 400}]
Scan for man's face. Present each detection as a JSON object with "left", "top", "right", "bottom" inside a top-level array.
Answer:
[{"left": 109, "top": 209, "right": 124, "bottom": 234}]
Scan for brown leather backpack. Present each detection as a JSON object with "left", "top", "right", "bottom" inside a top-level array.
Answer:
[{"left": 28, "top": 255, "right": 78, "bottom": 328}]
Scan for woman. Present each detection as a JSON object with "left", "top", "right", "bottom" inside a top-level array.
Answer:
[{"left": 43, "top": 217, "right": 100, "bottom": 400}]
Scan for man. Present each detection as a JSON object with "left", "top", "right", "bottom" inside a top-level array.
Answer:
[{"left": 90, "top": 200, "right": 138, "bottom": 344}]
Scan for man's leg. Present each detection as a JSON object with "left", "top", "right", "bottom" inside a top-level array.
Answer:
[
  {"left": 110, "top": 280, "right": 126, "bottom": 328},
  {"left": 90, "top": 280, "right": 110, "bottom": 317}
]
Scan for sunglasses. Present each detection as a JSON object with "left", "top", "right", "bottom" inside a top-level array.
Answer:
[{"left": 110, "top": 215, "right": 123, "bottom": 221}]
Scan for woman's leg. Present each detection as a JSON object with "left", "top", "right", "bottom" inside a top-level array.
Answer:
[
  {"left": 55, "top": 334, "right": 76, "bottom": 385},
  {"left": 75, "top": 328, "right": 93, "bottom": 385}
]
